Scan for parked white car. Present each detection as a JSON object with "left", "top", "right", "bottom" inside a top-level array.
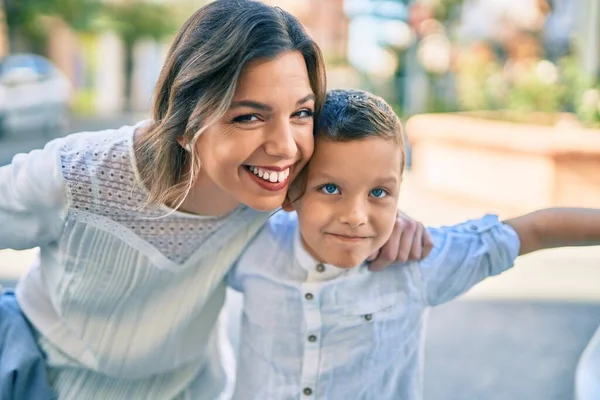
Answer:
[{"left": 0, "top": 53, "right": 71, "bottom": 137}]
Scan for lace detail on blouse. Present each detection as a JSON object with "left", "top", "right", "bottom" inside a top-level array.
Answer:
[{"left": 58, "top": 128, "right": 236, "bottom": 264}]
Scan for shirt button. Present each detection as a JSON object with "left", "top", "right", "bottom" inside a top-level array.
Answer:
[
  {"left": 364, "top": 313, "right": 373, "bottom": 321},
  {"left": 316, "top": 263, "right": 326, "bottom": 273},
  {"left": 305, "top": 293, "right": 314, "bottom": 300},
  {"left": 469, "top": 224, "right": 478, "bottom": 231},
  {"left": 308, "top": 335, "right": 317, "bottom": 342},
  {"left": 303, "top": 387, "right": 313, "bottom": 396}
]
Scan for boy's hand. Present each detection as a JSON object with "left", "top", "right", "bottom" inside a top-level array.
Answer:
[{"left": 368, "top": 211, "right": 434, "bottom": 271}]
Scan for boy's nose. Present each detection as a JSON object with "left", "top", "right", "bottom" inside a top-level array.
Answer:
[{"left": 338, "top": 201, "right": 368, "bottom": 228}]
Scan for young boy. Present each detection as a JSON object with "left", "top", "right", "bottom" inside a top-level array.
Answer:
[{"left": 228, "top": 89, "right": 600, "bottom": 399}]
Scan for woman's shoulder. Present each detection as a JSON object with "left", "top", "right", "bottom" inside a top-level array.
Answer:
[
  {"left": 59, "top": 121, "right": 148, "bottom": 173},
  {"left": 57, "top": 121, "right": 153, "bottom": 215}
]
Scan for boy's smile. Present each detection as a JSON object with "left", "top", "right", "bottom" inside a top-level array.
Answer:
[{"left": 286, "top": 137, "right": 403, "bottom": 268}]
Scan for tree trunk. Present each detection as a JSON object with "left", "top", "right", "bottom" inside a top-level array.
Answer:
[{"left": 123, "top": 39, "right": 135, "bottom": 112}]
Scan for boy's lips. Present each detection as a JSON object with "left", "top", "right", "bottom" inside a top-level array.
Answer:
[{"left": 325, "top": 233, "right": 373, "bottom": 242}]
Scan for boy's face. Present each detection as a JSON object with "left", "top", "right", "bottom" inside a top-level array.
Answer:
[{"left": 286, "top": 136, "right": 403, "bottom": 268}]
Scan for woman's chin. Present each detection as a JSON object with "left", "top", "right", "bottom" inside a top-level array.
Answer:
[{"left": 243, "top": 195, "right": 286, "bottom": 213}]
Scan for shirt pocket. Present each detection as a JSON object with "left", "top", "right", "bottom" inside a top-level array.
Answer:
[
  {"left": 324, "top": 292, "right": 416, "bottom": 374},
  {"left": 329, "top": 291, "right": 412, "bottom": 343}
]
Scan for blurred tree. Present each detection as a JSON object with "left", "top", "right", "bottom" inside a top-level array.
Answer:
[
  {"left": 2, "top": 0, "right": 101, "bottom": 53},
  {"left": 3, "top": 0, "right": 47, "bottom": 53},
  {"left": 102, "top": 1, "right": 177, "bottom": 112},
  {"left": 428, "top": 0, "right": 464, "bottom": 22}
]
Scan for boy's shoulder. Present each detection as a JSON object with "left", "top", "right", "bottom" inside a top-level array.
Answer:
[
  {"left": 265, "top": 209, "right": 299, "bottom": 235},
  {"left": 250, "top": 210, "right": 298, "bottom": 251},
  {"left": 242, "top": 210, "right": 298, "bottom": 248},
  {"left": 234, "top": 210, "right": 298, "bottom": 277}
]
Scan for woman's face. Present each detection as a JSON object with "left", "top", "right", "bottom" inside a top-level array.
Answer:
[{"left": 193, "top": 51, "right": 315, "bottom": 213}]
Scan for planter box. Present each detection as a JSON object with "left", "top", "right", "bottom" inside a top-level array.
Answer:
[{"left": 406, "top": 113, "right": 600, "bottom": 215}]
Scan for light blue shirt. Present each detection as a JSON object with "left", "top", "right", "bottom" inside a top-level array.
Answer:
[{"left": 229, "top": 211, "right": 520, "bottom": 400}]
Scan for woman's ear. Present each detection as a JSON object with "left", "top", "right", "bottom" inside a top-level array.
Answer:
[{"left": 176, "top": 137, "right": 192, "bottom": 152}]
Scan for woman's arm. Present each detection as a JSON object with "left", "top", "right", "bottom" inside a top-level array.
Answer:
[
  {"left": 368, "top": 210, "right": 434, "bottom": 270},
  {"left": 0, "top": 139, "right": 68, "bottom": 250},
  {"left": 504, "top": 208, "right": 600, "bottom": 255}
]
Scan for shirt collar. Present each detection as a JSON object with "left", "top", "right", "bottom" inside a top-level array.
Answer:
[{"left": 293, "top": 227, "right": 365, "bottom": 283}]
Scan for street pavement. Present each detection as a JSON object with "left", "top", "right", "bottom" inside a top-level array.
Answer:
[{"left": 1, "top": 113, "right": 599, "bottom": 399}]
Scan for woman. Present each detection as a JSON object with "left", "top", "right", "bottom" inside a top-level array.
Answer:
[{"left": 0, "top": 1, "right": 430, "bottom": 398}]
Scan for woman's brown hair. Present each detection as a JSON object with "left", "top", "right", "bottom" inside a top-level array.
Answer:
[{"left": 135, "top": 0, "right": 326, "bottom": 209}]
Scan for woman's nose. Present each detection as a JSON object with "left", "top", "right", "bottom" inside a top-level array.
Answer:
[{"left": 264, "top": 121, "right": 298, "bottom": 160}]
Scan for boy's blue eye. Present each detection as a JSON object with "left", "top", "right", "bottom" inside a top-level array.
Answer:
[
  {"left": 370, "top": 188, "right": 387, "bottom": 198},
  {"left": 320, "top": 184, "right": 340, "bottom": 195}
]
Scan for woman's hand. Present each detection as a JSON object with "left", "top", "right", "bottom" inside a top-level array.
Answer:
[{"left": 368, "top": 211, "right": 434, "bottom": 271}]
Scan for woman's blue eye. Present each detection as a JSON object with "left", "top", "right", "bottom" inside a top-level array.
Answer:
[
  {"left": 320, "top": 184, "right": 340, "bottom": 195},
  {"left": 370, "top": 188, "right": 387, "bottom": 198}
]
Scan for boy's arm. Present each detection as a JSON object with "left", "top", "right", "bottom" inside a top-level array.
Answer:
[
  {"left": 418, "top": 215, "right": 520, "bottom": 306},
  {"left": 504, "top": 208, "right": 600, "bottom": 255}
]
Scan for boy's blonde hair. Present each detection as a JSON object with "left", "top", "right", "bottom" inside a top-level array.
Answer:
[{"left": 317, "top": 89, "right": 405, "bottom": 169}]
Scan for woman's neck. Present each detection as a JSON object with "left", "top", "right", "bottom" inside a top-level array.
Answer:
[
  {"left": 134, "top": 124, "right": 240, "bottom": 217},
  {"left": 175, "top": 172, "right": 241, "bottom": 217}
]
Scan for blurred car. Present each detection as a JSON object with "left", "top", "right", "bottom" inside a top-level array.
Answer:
[{"left": 0, "top": 53, "right": 71, "bottom": 138}]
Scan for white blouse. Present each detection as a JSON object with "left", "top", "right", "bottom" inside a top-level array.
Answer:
[{"left": 0, "top": 121, "right": 269, "bottom": 399}]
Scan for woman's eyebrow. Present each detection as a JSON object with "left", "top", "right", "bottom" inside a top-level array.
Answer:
[
  {"left": 297, "top": 93, "right": 315, "bottom": 105},
  {"left": 229, "top": 93, "right": 314, "bottom": 111},
  {"left": 229, "top": 100, "right": 272, "bottom": 111}
]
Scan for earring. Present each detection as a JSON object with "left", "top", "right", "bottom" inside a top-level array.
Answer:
[{"left": 184, "top": 143, "right": 192, "bottom": 152}]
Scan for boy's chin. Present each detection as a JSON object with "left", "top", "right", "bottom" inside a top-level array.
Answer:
[{"left": 327, "top": 254, "right": 368, "bottom": 269}]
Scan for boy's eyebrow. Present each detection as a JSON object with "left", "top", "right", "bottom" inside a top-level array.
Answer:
[
  {"left": 309, "top": 171, "right": 340, "bottom": 182},
  {"left": 229, "top": 93, "right": 315, "bottom": 112},
  {"left": 310, "top": 171, "right": 399, "bottom": 186},
  {"left": 376, "top": 176, "right": 400, "bottom": 185}
]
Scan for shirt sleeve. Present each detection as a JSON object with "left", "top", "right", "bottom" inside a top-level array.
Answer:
[
  {"left": 0, "top": 139, "right": 68, "bottom": 250},
  {"left": 417, "top": 214, "right": 521, "bottom": 306}
]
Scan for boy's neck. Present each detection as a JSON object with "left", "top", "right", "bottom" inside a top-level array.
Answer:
[{"left": 293, "top": 226, "right": 364, "bottom": 282}]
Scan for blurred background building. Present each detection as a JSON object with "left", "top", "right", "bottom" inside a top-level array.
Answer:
[{"left": 1, "top": 0, "right": 597, "bottom": 122}]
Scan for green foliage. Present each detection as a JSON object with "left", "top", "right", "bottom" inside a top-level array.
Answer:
[
  {"left": 576, "top": 86, "right": 600, "bottom": 128},
  {"left": 429, "top": 0, "right": 465, "bottom": 22},
  {"left": 505, "top": 73, "right": 564, "bottom": 114},
  {"left": 4, "top": 0, "right": 176, "bottom": 52},
  {"left": 559, "top": 56, "right": 600, "bottom": 127},
  {"left": 3, "top": 0, "right": 102, "bottom": 52},
  {"left": 101, "top": 1, "right": 177, "bottom": 46}
]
